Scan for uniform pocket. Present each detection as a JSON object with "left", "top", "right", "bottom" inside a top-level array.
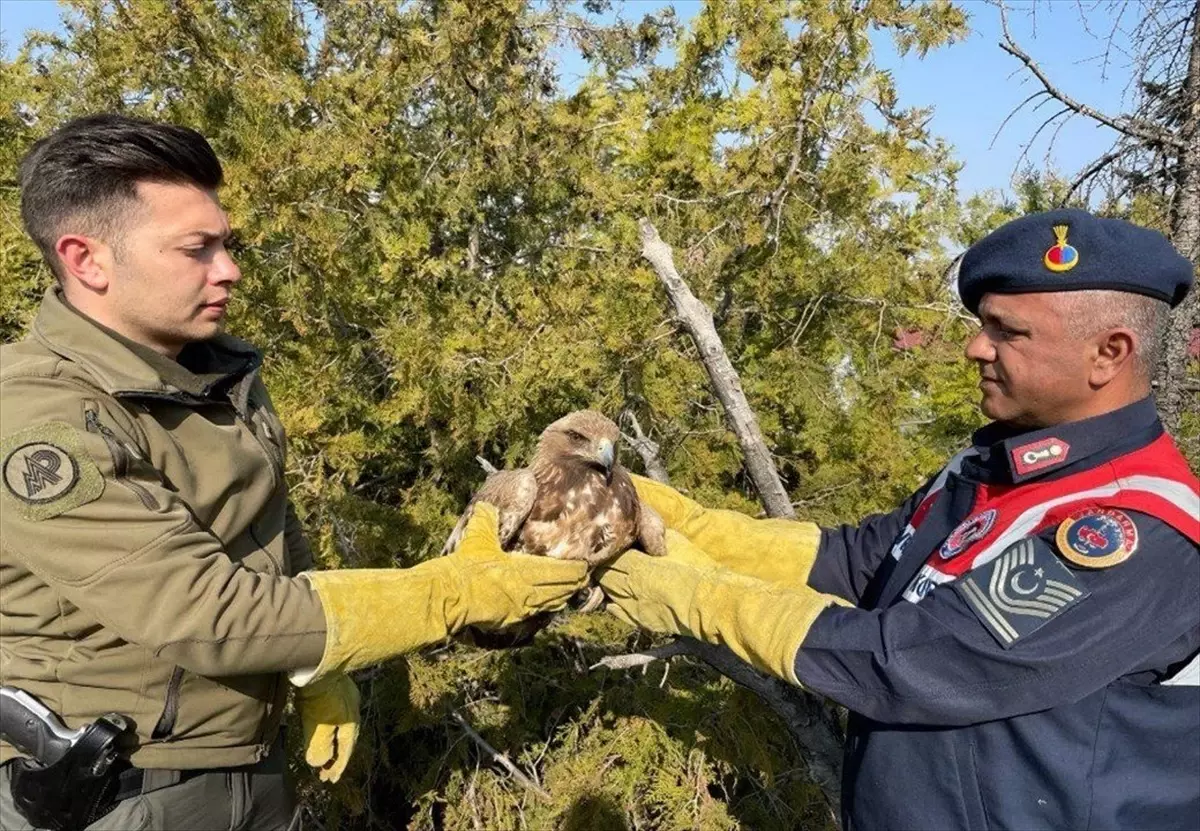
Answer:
[
  {"left": 955, "top": 739, "right": 990, "bottom": 830},
  {"left": 151, "top": 666, "right": 185, "bottom": 740},
  {"left": 87, "top": 795, "right": 154, "bottom": 831},
  {"left": 82, "top": 401, "right": 160, "bottom": 511}
]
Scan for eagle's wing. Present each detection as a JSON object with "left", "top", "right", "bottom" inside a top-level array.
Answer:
[
  {"left": 635, "top": 502, "right": 668, "bottom": 557},
  {"left": 442, "top": 468, "right": 538, "bottom": 554}
]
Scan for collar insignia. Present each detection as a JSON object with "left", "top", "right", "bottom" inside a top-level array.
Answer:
[
  {"left": 1044, "top": 224, "right": 1079, "bottom": 272},
  {"left": 1010, "top": 437, "right": 1070, "bottom": 477},
  {"left": 1055, "top": 508, "right": 1138, "bottom": 569}
]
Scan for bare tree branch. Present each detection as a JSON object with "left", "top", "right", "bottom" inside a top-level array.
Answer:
[
  {"left": 450, "top": 709, "right": 552, "bottom": 803},
  {"left": 620, "top": 410, "right": 671, "bottom": 484},
  {"left": 997, "top": 1, "right": 1184, "bottom": 149},
  {"left": 639, "top": 218, "right": 796, "bottom": 517},
  {"left": 1156, "top": 0, "right": 1200, "bottom": 438},
  {"left": 1063, "top": 148, "right": 1123, "bottom": 203}
]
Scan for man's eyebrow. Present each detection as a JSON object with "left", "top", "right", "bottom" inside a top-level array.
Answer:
[
  {"left": 981, "top": 308, "right": 1030, "bottom": 330},
  {"left": 176, "top": 228, "right": 232, "bottom": 243}
]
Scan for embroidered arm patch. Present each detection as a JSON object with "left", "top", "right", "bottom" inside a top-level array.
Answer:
[
  {"left": 953, "top": 536, "right": 1090, "bottom": 649},
  {"left": 1, "top": 422, "right": 104, "bottom": 521}
]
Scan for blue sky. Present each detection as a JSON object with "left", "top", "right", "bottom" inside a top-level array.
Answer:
[{"left": 2, "top": 0, "right": 1134, "bottom": 200}]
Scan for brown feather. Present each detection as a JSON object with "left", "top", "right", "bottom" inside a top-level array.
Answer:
[{"left": 444, "top": 409, "right": 666, "bottom": 648}]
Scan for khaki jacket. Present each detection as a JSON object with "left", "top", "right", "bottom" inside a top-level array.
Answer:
[{"left": 0, "top": 289, "right": 328, "bottom": 769}]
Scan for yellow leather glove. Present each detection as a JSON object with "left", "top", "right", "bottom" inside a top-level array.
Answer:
[
  {"left": 295, "top": 673, "right": 360, "bottom": 783},
  {"left": 631, "top": 475, "right": 824, "bottom": 588},
  {"left": 597, "top": 531, "right": 847, "bottom": 684},
  {"left": 299, "top": 503, "right": 589, "bottom": 683}
]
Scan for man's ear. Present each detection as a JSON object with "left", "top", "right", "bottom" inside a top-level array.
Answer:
[
  {"left": 55, "top": 234, "right": 113, "bottom": 293},
  {"left": 1089, "top": 328, "right": 1136, "bottom": 387}
]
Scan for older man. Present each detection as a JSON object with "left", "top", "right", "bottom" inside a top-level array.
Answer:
[{"left": 601, "top": 209, "right": 1200, "bottom": 829}]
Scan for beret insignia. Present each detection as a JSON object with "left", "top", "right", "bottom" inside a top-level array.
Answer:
[
  {"left": 955, "top": 536, "right": 1090, "bottom": 648},
  {"left": 1043, "top": 224, "right": 1079, "bottom": 272},
  {"left": 1055, "top": 507, "right": 1138, "bottom": 569}
]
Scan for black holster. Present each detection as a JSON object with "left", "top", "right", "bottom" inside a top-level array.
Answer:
[{"left": 8, "top": 715, "right": 128, "bottom": 831}]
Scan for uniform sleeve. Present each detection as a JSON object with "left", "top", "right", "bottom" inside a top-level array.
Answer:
[
  {"left": 792, "top": 514, "right": 1200, "bottom": 725},
  {"left": 0, "top": 377, "right": 328, "bottom": 677},
  {"left": 806, "top": 483, "right": 929, "bottom": 603}
]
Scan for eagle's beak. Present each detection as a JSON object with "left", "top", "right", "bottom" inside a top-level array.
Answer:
[{"left": 596, "top": 438, "right": 615, "bottom": 481}]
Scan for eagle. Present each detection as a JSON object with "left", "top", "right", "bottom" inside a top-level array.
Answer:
[{"left": 443, "top": 410, "right": 667, "bottom": 647}]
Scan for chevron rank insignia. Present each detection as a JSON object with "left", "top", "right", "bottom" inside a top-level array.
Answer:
[{"left": 954, "top": 537, "right": 1090, "bottom": 649}]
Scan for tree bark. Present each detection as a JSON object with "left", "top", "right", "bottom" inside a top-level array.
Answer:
[
  {"left": 638, "top": 218, "right": 797, "bottom": 517},
  {"left": 1158, "top": 0, "right": 1200, "bottom": 439}
]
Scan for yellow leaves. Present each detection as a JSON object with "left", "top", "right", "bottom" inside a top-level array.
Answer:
[{"left": 280, "top": 403, "right": 325, "bottom": 439}]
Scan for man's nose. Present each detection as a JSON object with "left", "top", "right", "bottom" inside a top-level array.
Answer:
[
  {"left": 964, "top": 328, "right": 994, "bottom": 362},
  {"left": 213, "top": 249, "right": 242, "bottom": 284}
]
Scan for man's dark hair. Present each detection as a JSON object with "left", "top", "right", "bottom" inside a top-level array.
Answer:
[{"left": 18, "top": 114, "right": 223, "bottom": 279}]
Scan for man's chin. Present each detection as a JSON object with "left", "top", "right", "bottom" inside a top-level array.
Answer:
[
  {"left": 978, "top": 391, "right": 1009, "bottom": 422},
  {"left": 190, "top": 319, "right": 226, "bottom": 341}
]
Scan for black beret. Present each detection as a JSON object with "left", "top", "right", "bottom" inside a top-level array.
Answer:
[{"left": 957, "top": 208, "right": 1194, "bottom": 314}]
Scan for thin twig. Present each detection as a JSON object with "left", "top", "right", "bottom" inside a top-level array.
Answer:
[
  {"left": 450, "top": 709, "right": 552, "bottom": 803},
  {"left": 590, "top": 640, "right": 692, "bottom": 671},
  {"left": 997, "top": 1, "right": 1182, "bottom": 148}
]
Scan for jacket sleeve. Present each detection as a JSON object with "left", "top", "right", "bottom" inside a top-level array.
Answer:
[
  {"left": 792, "top": 514, "right": 1200, "bottom": 725},
  {"left": 805, "top": 482, "right": 930, "bottom": 603},
  {"left": 0, "top": 377, "right": 328, "bottom": 677}
]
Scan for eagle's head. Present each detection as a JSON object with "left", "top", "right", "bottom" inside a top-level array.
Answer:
[{"left": 535, "top": 410, "right": 619, "bottom": 483}]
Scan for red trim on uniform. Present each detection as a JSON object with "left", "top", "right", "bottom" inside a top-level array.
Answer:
[{"left": 910, "top": 433, "right": 1199, "bottom": 585}]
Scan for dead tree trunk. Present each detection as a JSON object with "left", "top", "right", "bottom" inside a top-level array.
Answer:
[
  {"left": 638, "top": 218, "right": 796, "bottom": 518},
  {"left": 1158, "top": 1, "right": 1200, "bottom": 439}
]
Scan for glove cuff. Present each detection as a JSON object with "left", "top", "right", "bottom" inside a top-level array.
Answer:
[
  {"left": 296, "top": 563, "right": 461, "bottom": 685},
  {"left": 691, "top": 573, "right": 842, "bottom": 685}
]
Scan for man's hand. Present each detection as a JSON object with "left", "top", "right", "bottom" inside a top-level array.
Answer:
[
  {"left": 297, "top": 503, "right": 589, "bottom": 684},
  {"left": 630, "top": 475, "right": 825, "bottom": 589},
  {"left": 295, "top": 673, "right": 360, "bottom": 783},
  {"left": 444, "top": 502, "right": 591, "bottom": 630},
  {"left": 598, "top": 531, "right": 846, "bottom": 684}
]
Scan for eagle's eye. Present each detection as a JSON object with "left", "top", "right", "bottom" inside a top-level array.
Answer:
[{"left": 565, "top": 429, "right": 587, "bottom": 443}]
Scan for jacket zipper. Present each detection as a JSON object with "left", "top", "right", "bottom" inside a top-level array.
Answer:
[
  {"left": 254, "top": 674, "right": 281, "bottom": 760},
  {"left": 151, "top": 666, "right": 185, "bottom": 739},
  {"left": 82, "top": 403, "right": 160, "bottom": 510}
]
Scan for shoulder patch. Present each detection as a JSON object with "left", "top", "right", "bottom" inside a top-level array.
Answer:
[
  {"left": 1, "top": 422, "right": 104, "bottom": 521},
  {"left": 954, "top": 537, "right": 1090, "bottom": 649},
  {"left": 1055, "top": 508, "right": 1138, "bottom": 569}
]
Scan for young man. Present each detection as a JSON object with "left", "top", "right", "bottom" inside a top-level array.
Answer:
[
  {"left": 601, "top": 209, "right": 1200, "bottom": 829},
  {"left": 0, "top": 114, "right": 588, "bottom": 830}
]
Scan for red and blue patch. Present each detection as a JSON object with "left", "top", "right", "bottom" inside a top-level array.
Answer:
[
  {"left": 1055, "top": 508, "right": 1139, "bottom": 569},
  {"left": 939, "top": 508, "right": 998, "bottom": 560}
]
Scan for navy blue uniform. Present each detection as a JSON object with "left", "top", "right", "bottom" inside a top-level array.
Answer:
[{"left": 800, "top": 398, "right": 1200, "bottom": 830}]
